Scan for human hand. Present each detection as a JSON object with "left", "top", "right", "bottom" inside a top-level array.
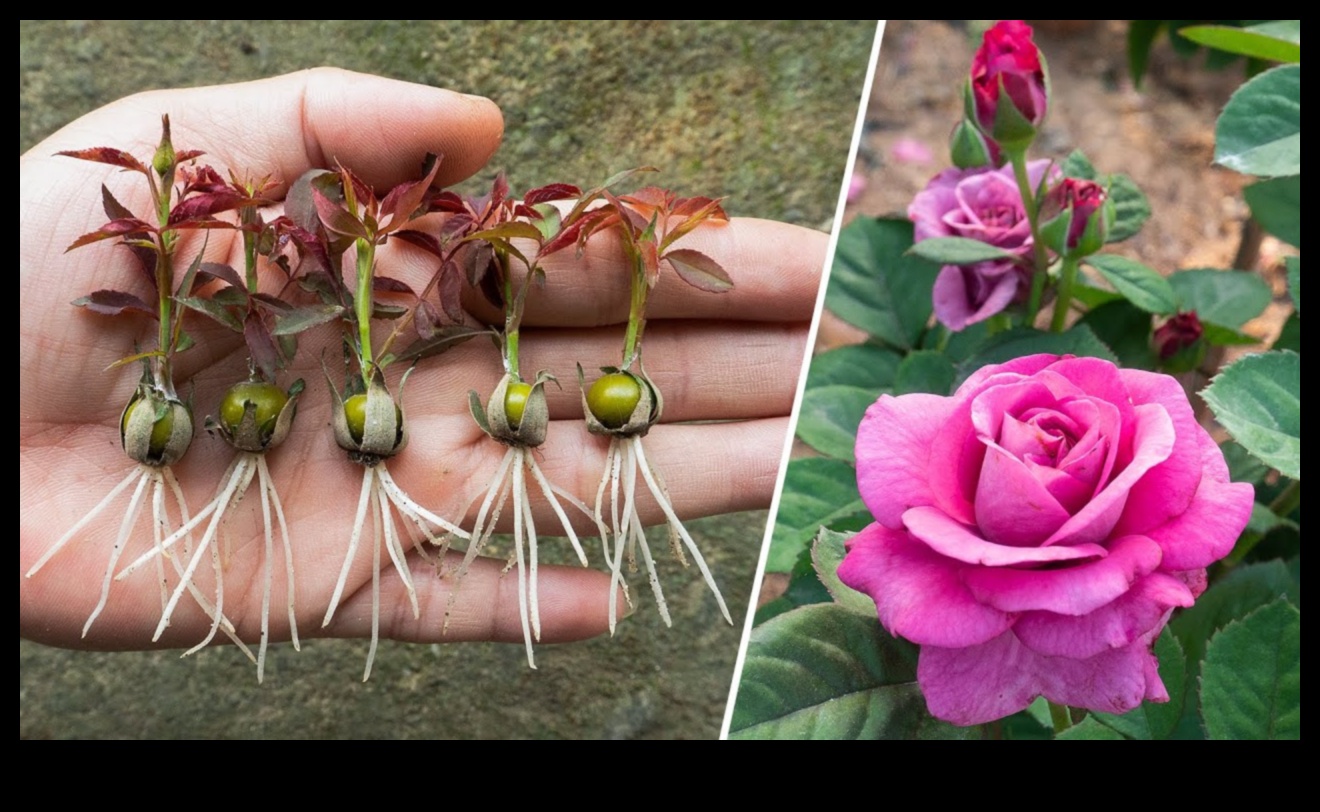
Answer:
[{"left": 19, "top": 68, "right": 823, "bottom": 665}]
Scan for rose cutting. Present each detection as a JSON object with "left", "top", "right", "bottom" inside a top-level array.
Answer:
[{"left": 838, "top": 354, "right": 1253, "bottom": 726}]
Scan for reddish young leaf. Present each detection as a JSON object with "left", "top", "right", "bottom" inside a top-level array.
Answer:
[
  {"left": 662, "top": 198, "right": 730, "bottom": 249},
  {"left": 272, "top": 303, "right": 344, "bottom": 336},
  {"left": 671, "top": 195, "right": 726, "bottom": 219},
  {"left": 469, "top": 221, "right": 543, "bottom": 243},
  {"left": 664, "top": 248, "right": 733, "bottom": 293},
  {"left": 397, "top": 324, "right": 491, "bottom": 362},
  {"left": 438, "top": 259, "right": 466, "bottom": 323},
  {"left": 338, "top": 162, "right": 376, "bottom": 212},
  {"left": 173, "top": 149, "right": 206, "bottom": 164},
  {"left": 251, "top": 292, "right": 293, "bottom": 312},
  {"left": 71, "top": 289, "right": 155, "bottom": 317},
  {"left": 312, "top": 188, "right": 370, "bottom": 239},
  {"left": 178, "top": 295, "right": 244, "bottom": 332},
  {"left": 285, "top": 169, "right": 340, "bottom": 233},
  {"left": 641, "top": 240, "right": 661, "bottom": 288},
  {"left": 378, "top": 160, "right": 440, "bottom": 234},
  {"left": 392, "top": 228, "right": 443, "bottom": 258},
  {"left": 66, "top": 218, "right": 156, "bottom": 250},
  {"left": 541, "top": 209, "right": 604, "bottom": 258},
  {"left": 524, "top": 183, "right": 581, "bottom": 207},
  {"left": 100, "top": 184, "right": 135, "bottom": 222},
  {"left": 427, "top": 189, "right": 468, "bottom": 215},
  {"left": 168, "top": 191, "right": 246, "bottom": 225},
  {"left": 197, "top": 261, "right": 247, "bottom": 291},
  {"left": 244, "top": 311, "right": 281, "bottom": 379},
  {"left": 490, "top": 172, "right": 510, "bottom": 210},
  {"left": 179, "top": 165, "right": 230, "bottom": 197},
  {"left": 414, "top": 298, "right": 439, "bottom": 340},
  {"left": 56, "top": 147, "right": 147, "bottom": 174},
  {"left": 373, "top": 276, "right": 416, "bottom": 296}
]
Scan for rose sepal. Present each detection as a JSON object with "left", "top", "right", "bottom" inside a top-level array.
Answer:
[
  {"left": 472, "top": 370, "right": 555, "bottom": 448},
  {"left": 206, "top": 378, "right": 303, "bottom": 453},
  {"left": 325, "top": 361, "right": 409, "bottom": 464},
  {"left": 121, "top": 383, "right": 194, "bottom": 467},
  {"left": 577, "top": 363, "right": 662, "bottom": 438}
]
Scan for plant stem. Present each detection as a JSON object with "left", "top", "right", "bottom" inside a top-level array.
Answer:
[
  {"left": 1048, "top": 700, "right": 1072, "bottom": 735},
  {"left": 241, "top": 204, "right": 258, "bottom": 292},
  {"left": 355, "top": 237, "right": 376, "bottom": 373},
  {"left": 501, "top": 252, "right": 520, "bottom": 378},
  {"left": 621, "top": 255, "right": 648, "bottom": 369},
  {"left": 1010, "top": 151, "right": 1050, "bottom": 326},
  {"left": 1270, "top": 479, "right": 1300, "bottom": 518},
  {"left": 1050, "top": 255, "right": 1080, "bottom": 333}
]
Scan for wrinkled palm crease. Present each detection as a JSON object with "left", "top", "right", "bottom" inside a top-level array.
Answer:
[
  {"left": 29, "top": 464, "right": 256, "bottom": 663},
  {"left": 322, "top": 462, "right": 467, "bottom": 681},
  {"left": 445, "top": 445, "right": 593, "bottom": 669},
  {"left": 596, "top": 435, "right": 732, "bottom": 634}
]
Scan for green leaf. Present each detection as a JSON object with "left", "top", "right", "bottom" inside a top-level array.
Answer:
[
  {"left": 177, "top": 295, "right": 242, "bottom": 332},
  {"left": 1060, "top": 149, "right": 1097, "bottom": 180},
  {"left": 1178, "top": 22, "right": 1300, "bottom": 63},
  {"left": 767, "top": 458, "right": 869, "bottom": 573},
  {"left": 1244, "top": 175, "right": 1300, "bottom": 248},
  {"left": 1199, "top": 323, "right": 1260, "bottom": 347},
  {"left": 1055, "top": 716, "right": 1128, "bottom": 740},
  {"left": 1214, "top": 64, "right": 1300, "bottom": 178},
  {"left": 1171, "top": 559, "right": 1300, "bottom": 672},
  {"left": 1092, "top": 629, "right": 1187, "bottom": 740},
  {"left": 954, "top": 325, "right": 1118, "bottom": 387},
  {"left": 1085, "top": 255, "right": 1179, "bottom": 315},
  {"left": 893, "top": 350, "right": 956, "bottom": 395},
  {"left": 1106, "top": 173, "right": 1151, "bottom": 243},
  {"left": 906, "top": 236, "right": 1018, "bottom": 265},
  {"left": 1274, "top": 311, "right": 1300, "bottom": 353},
  {"left": 795, "top": 385, "right": 877, "bottom": 462},
  {"left": 1222, "top": 439, "right": 1273, "bottom": 486},
  {"left": 805, "top": 343, "right": 901, "bottom": 391},
  {"left": 1201, "top": 351, "right": 1300, "bottom": 479},
  {"left": 1127, "top": 20, "right": 1164, "bottom": 87},
  {"left": 826, "top": 218, "right": 939, "bottom": 350},
  {"left": 1079, "top": 300, "right": 1156, "bottom": 370},
  {"left": 1286, "top": 256, "right": 1299, "bottom": 313},
  {"left": 1201, "top": 599, "right": 1300, "bottom": 740},
  {"left": 1168, "top": 268, "right": 1272, "bottom": 327},
  {"left": 811, "top": 527, "right": 876, "bottom": 616},
  {"left": 729, "top": 604, "right": 976, "bottom": 739},
  {"left": 271, "top": 303, "right": 345, "bottom": 336},
  {"left": 1072, "top": 271, "right": 1125, "bottom": 309}
]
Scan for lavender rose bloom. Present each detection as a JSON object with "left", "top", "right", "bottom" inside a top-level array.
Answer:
[
  {"left": 908, "top": 160, "right": 1056, "bottom": 331},
  {"left": 838, "top": 355, "right": 1253, "bottom": 726}
]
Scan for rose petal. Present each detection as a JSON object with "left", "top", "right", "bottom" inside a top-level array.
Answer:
[
  {"left": 918, "top": 628, "right": 1163, "bottom": 725},
  {"left": 839, "top": 522, "right": 1015, "bottom": 648},
  {"left": 974, "top": 443, "right": 1072, "bottom": 545},
  {"left": 855, "top": 393, "right": 957, "bottom": 530},
  {"left": 1013, "top": 572, "right": 1193, "bottom": 659},
  {"left": 963, "top": 534, "right": 1162, "bottom": 615},
  {"left": 908, "top": 168, "right": 964, "bottom": 241},
  {"left": 932, "top": 262, "right": 1020, "bottom": 332},
  {"left": 1144, "top": 427, "right": 1255, "bottom": 570},
  {"left": 1112, "top": 368, "right": 1206, "bottom": 535},
  {"left": 1042, "top": 403, "right": 1175, "bottom": 547},
  {"left": 902, "top": 506, "right": 1106, "bottom": 567}
]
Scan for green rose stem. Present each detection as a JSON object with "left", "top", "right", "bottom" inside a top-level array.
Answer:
[
  {"left": 621, "top": 252, "right": 649, "bottom": 369},
  {"left": 1008, "top": 149, "right": 1051, "bottom": 327},
  {"left": 1049, "top": 254, "right": 1081, "bottom": 333},
  {"left": 1048, "top": 700, "right": 1073, "bottom": 734}
]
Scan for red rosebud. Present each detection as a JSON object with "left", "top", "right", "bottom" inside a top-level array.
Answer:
[
  {"left": 1155, "top": 312, "right": 1205, "bottom": 361},
  {"left": 969, "top": 20, "right": 1048, "bottom": 146},
  {"left": 1040, "top": 177, "right": 1110, "bottom": 255}
]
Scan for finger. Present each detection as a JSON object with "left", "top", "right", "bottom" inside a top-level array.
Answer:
[
  {"left": 323, "top": 552, "right": 621, "bottom": 645},
  {"left": 380, "top": 217, "right": 827, "bottom": 325},
  {"left": 26, "top": 67, "right": 504, "bottom": 193}
]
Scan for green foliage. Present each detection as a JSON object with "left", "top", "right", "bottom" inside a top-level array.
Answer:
[
  {"left": 795, "top": 385, "right": 877, "bottom": 463},
  {"left": 804, "top": 343, "right": 901, "bottom": 391},
  {"left": 1079, "top": 300, "right": 1156, "bottom": 370},
  {"left": 1200, "top": 599, "right": 1300, "bottom": 739},
  {"left": 1286, "top": 256, "right": 1299, "bottom": 312},
  {"left": 1167, "top": 268, "right": 1272, "bottom": 327},
  {"left": 826, "top": 218, "right": 939, "bottom": 350},
  {"left": 953, "top": 325, "right": 1117, "bottom": 387},
  {"left": 767, "top": 458, "right": 869, "bottom": 573},
  {"left": 1085, "top": 255, "right": 1178, "bottom": 315},
  {"left": 729, "top": 603, "right": 976, "bottom": 740},
  {"left": 1092, "top": 629, "right": 1188, "bottom": 740},
  {"left": 893, "top": 350, "right": 956, "bottom": 396},
  {"left": 812, "top": 528, "right": 876, "bottom": 615},
  {"left": 1243, "top": 175, "right": 1301, "bottom": 247},
  {"left": 1059, "top": 151, "right": 1150, "bottom": 243},
  {"left": 906, "top": 236, "right": 1017, "bottom": 265},
  {"left": 1202, "top": 351, "right": 1301, "bottom": 479},
  {"left": 1055, "top": 716, "right": 1128, "bottom": 740},
  {"left": 1171, "top": 559, "right": 1300, "bottom": 671},
  {"left": 1179, "top": 22, "right": 1300, "bottom": 62},
  {"left": 1214, "top": 64, "right": 1301, "bottom": 178}
]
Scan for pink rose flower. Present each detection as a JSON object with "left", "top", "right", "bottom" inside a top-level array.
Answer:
[
  {"left": 838, "top": 354, "right": 1253, "bottom": 726},
  {"left": 908, "top": 161, "right": 1056, "bottom": 331},
  {"left": 971, "top": 20, "right": 1048, "bottom": 136}
]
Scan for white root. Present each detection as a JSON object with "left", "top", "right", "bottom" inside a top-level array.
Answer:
[
  {"left": 83, "top": 469, "right": 151, "bottom": 637},
  {"left": 26, "top": 466, "right": 141, "bottom": 578},
  {"left": 631, "top": 436, "right": 732, "bottom": 625},
  {"left": 324, "top": 465, "right": 376, "bottom": 629},
  {"left": 511, "top": 455, "right": 535, "bottom": 667}
]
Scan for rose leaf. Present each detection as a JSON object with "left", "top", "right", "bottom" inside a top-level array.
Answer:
[
  {"left": 1286, "top": 257, "right": 1299, "bottom": 313},
  {"left": 805, "top": 343, "right": 901, "bottom": 391},
  {"left": 1214, "top": 64, "right": 1300, "bottom": 178},
  {"left": 953, "top": 325, "right": 1118, "bottom": 388},
  {"left": 893, "top": 350, "right": 956, "bottom": 396},
  {"left": 795, "top": 385, "right": 877, "bottom": 463},
  {"left": 1171, "top": 559, "right": 1299, "bottom": 677},
  {"left": 812, "top": 527, "right": 877, "bottom": 616},
  {"left": 826, "top": 218, "right": 938, "bottom": 351},
  {"left": 1200, "top": 599, "right": 1300, "bottom": 740},
  {"left": 1201, "top": 350, "right": 1300, "bottom": 480},
  {"left": 1243, "top": 175, "right": 1300, "bottom": 248},
  {"left": 905, "top": 236, "right": 1018, "bottom": 266},
  {"left": 728, "top": 603, "right": 978, "bottom": 740},
  {"left": 767, "top": 459, "right": 869, "bottom": 574},
  {"left": 1168, "top": 268, "right": 1273, "bottom": 328},
  {"left": 1178, "top": 22, "right": 1300, "bottom": 63},
  {"left": 1085, "top": 255, "right": 1178, "bottom": 315}
]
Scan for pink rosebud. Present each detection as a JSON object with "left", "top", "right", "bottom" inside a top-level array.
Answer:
[
  {"left": 1039, "top": 177, "right": 1110, "bottom": 255},
  {"left": 847, "top": 171, "right": 867, "bottom": 203},
  {"left": 839, "top": 355, "right": 1253, "bottom": 726},
  {"left": 908, "top": 160, "right": 1058, "bottom": 330},
  {"left": 1155, "top": 312, "right": 1204, "bottom": 359},
  {"left": 969, "top": 20, "right": 1048, "bottom": 147}
]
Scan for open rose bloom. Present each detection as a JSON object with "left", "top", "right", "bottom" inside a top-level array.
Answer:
[{"left": 838, "top": 355, "right": 1253, "bottom": 726}]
